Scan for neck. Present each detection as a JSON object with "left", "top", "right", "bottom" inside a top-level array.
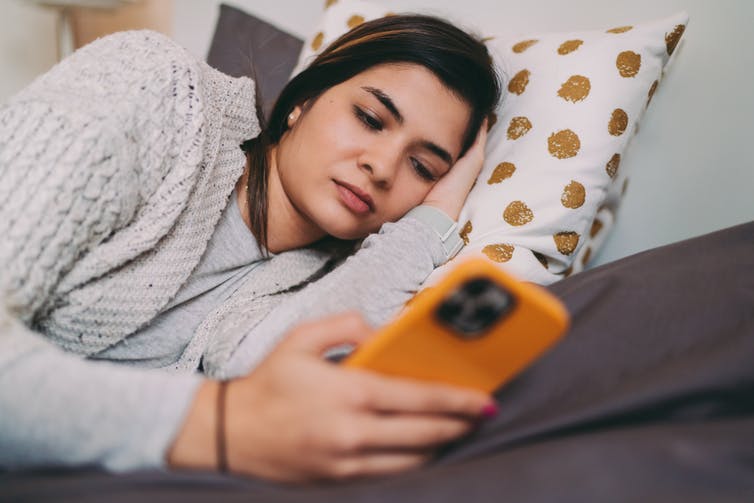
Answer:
[{"left": 237, "top": 148, "right": 325, "bottom": 254}]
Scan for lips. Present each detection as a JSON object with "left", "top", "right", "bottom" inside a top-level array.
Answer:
[{"left": 334, "top": 180, "right": 375, "bottom": 214}]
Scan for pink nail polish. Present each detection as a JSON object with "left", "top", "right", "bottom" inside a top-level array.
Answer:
[{"left": 481, "top": 402, "right": 499, "bottom": 418}]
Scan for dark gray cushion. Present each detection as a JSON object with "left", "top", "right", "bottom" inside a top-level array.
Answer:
[{"left": 206, "top": 4, "right": 303, "bottom": 118}]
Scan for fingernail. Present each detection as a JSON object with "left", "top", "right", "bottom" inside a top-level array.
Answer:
[{"left": 481, "top": 402, "right": 499, "bottom": 419}]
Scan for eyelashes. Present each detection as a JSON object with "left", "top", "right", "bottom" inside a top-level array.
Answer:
[
  {"left": 352, "top": 105, "right": 437, "bottom": 182},
  {"left": 353, "top": 105, "right": 383, "bottom": 131}
]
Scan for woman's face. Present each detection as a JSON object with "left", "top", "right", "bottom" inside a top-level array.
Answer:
[{"left": 272, "top": 63, "right": 471, "bottom": 241}]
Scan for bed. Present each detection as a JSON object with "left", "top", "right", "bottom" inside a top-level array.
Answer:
[{"left": 2, "top": 3, "right": 753, "bottom": 500}]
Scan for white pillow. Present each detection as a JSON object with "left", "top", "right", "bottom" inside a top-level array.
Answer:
[{"left": 294, "top": 1, "right": 688, "bottom": 284}]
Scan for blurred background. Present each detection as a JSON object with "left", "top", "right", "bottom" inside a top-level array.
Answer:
[{"left": 2, "top": 0, "right": 753, "bottom": 268}]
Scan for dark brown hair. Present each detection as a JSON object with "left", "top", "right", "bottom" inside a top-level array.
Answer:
[{"left": 241, "top": 14, "right": 502, "bottom": 253}]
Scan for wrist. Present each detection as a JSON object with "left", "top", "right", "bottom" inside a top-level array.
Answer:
[
  {"left": 166, "top": 379, "right": 220, "bottom": 471},
  {"left": 403, "top": 205, "right": 464, "bottom": 263}
]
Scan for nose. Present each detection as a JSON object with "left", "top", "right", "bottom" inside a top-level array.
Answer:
[{"left": 358, "top": 140, "right": 402, "bottom": 190}]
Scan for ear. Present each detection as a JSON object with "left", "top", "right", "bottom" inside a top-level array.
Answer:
[{"left": 287, "top": 105, "right": 303, "bottom": 128}]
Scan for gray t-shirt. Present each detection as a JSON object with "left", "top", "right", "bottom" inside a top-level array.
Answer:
[{"left": 93, "top": 190, "right": 266, "bottom": 368}]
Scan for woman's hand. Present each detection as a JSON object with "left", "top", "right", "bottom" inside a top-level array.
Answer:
[
  {"left": 421, "top": 120, "right": 488, "bottom": 221},
  {"left": 168, "top": 313, "right": 493, "bottom": 483}
]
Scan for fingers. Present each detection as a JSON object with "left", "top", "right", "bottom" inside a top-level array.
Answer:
[
  {"left": 279, "top": 312, "right": 374, "bottom": 355},
  {"left": 347, "top": 370, "right": 493, "bottom": 418},
  {"left": 347, "top": 414, "right": 476, "bottom": 451}
]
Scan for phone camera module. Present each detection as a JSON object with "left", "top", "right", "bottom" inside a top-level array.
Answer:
[{"left": 435, "top": 277, "right": 516, "bottom": 338}]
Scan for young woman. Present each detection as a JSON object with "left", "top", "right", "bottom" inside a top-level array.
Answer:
[{"left": 0, "top": 15, "right": 501, "bottom": 481}]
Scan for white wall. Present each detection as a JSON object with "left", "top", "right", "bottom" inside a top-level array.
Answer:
[
  {"left": 4, "top": 0, "right": 753, "bottom": 267},
  {"left": 0, "top": 0, "right": 58, "bottom": 102}
]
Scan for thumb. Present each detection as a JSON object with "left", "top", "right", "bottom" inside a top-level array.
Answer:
[{"left": 279, "top": 311, "right": 375, "bottom": 355}]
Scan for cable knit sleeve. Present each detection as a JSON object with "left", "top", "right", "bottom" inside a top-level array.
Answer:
[
  {"left": 0, "top": 32, "right": 206, "bottom": 471},
  {"left": 221, "top": 212, "right": 450, "bottom": 377}
]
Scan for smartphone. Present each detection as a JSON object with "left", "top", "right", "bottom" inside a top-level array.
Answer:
[{"left": 342, "top": 257, "right": 569, "bottom": 393}]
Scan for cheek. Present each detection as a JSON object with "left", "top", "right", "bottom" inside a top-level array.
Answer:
[{"left": 381, "top": 175, "right": 434, "bottom": 219}]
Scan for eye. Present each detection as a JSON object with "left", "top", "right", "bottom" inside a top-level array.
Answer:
[
  {"left": 353, "top": 105, "right": 383, "bottom": 131},
  {"left": 411, "top": 158, "right": 437, "bottom": 182}
]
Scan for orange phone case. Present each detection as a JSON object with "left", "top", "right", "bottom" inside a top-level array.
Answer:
[{"left": 343, "top": 258, "right": 570, "bottom": 393}]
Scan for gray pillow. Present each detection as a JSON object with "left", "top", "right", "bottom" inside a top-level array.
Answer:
[{"left": 206, "top": 4, "right": 303, "bottom": 118}]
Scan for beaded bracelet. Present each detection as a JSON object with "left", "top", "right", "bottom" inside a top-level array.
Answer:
[{"left": 216, "top": 380, "right": 229, "bottom": 473}]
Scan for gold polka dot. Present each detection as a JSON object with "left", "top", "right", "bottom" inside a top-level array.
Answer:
[
  {"left": 589, "top": 219, "right": 603, "bottom": 238},
  {"left": 487, "top": 112, "right": 498, "bottom": 131},
  {"left": 548, "top": 129, "right": 580, "bottom": 159},
  {"left": 581, "top": 247, "right": 592, "bottom": 266},
  {"left": 606, "top": 153, "right": 621, "bottom": 178},
  {"left": 607, "top": 26, "right": 633, "bottom": 34},
  {"left": 325, "top": 0, "right": 338, "bottom": 7},
  {"left": 561, "top": 180, "right": 586, "bottom": 209},
  {"left": 647, "top": 80, "right": 659, "bottom": 107},
  {"left": 533, "top": 251, "right": 549, "bottom": 269},
  {"left": 347, "top": 15, "right": 365, "bottom": 29},
  {"left": 616, "top": 51, "right": 641, "bottom": 78},
  {"left": 557, "top": 75, "right": 591, "bottom": 103},
  {"left": 503, "top": 200, "right": 534, "bottom": 226},
  {"left": 553, "top": 231, "right": 580, "bottom": 255},
  {"left": 608, "top": 108, "right": 628, "bottom": 136},
  {"left": 622, "top": 178, "right": 629, "bottom": 195},
  {"left": 666, "top": 24, "right": 685, "bottom": 55},
  {"left": 488, "top": 162, "right": 516, "bottom": 184},
  {"left": 482, "top": 243, "right": 515, "bottom": 262},
  {"left": 507, "top": 116, "right": 532, "bottom": 140},
  {"left": 508, "top": 69, "right": 530, "bottom": 95},
  {"left": 557, "top": 39, "right": 583, "bottom": 55},
  {"left": 385, "top": 11, "right": 397, "bottom": 16},
  {"left": 459, "top": 220, "right": 472, "bottom": 245},
  {"left": 563, "top": 265, "right": 573, "bottom": 277},
  {"left": 512, "top": 39, "right": 538, "bottom": 53},
  {"left": 311, "top": 32, "right": 324, "bottom": 51}
]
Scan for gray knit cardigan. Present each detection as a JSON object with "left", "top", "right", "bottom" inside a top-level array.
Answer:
[
  {"left": 0, "top": 31, "right": 352, "bottom": 374},
  {"left": 0, "top": 30, "right": 448, "bottom": 380}
]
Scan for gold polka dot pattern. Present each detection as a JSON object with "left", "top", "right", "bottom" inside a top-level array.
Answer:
[
  {"left": 616, "top": 51, "right": 641, "bottom": 77},
  {"left": 508, "top": 69, "right": 530, "bottom": 95},
  {"left": 504, "top": 200, "right": 534, "bottom": 226},
  {"left": 533, "top": 251, "right": 549, "bottom": 269},
  {"left": 606, "top": 153, "right": 621, "bottom": 178},
  {"left": 557, "top": 75, "right": 591, "bottom": 103},
  {"left": 507, "top": 117, "right": 532, "bottom": 140},
  {"left": 647, "top": 80, "right": 659, "bottom": 107},
  {"left": 581, "top": 247, "right": 592, "bottom": 266},
  {"left": 561, "top": 180, "right": 586, "bottom": 208},
  {"left": 347, "top": 15, "right": 365, "bottom": 28},
  {"left": 665, "top": 25, "right": 685, "bottom": 55},
  {"left": 482, "top": 243, "right": 515, "bottom": 262},
  {"left": 487, "top": 112, "right": 498, "bottom": 131},
  {"left": 608, "top": 108, "right": 628, "bottom": 136},
  {"left": 607, "top": 26, "right": 633, "bottom": 34},
  {"left": 553, "top": 231, "right": 580, "bottom": 255},
  {"left": 311, "top": 32, "right": 324, "bottom": 51},
  {"left": 512, "top": 39, "right": 538, "bottom": 53},
  {"left": 590, "top": 219, "right": 603, "bottom": 238},
  {"left": 459, "top": 220, "right": 473, "bottom": 245},
  {"left": 325, "top": 0, "right": 338, "bottom": 7},
  {"left": 548, "top": 129, "right": 580, "bottom": 159},
  {"left": 488, "top": 162, "right": 516, "bottom": 184},
  {"left": 558, "top": 39, "right": 583, "bottom": 55}
]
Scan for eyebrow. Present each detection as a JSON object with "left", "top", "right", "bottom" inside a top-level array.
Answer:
[{"left": 361, "top": 86, "right": 454, "bottom": 167}]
